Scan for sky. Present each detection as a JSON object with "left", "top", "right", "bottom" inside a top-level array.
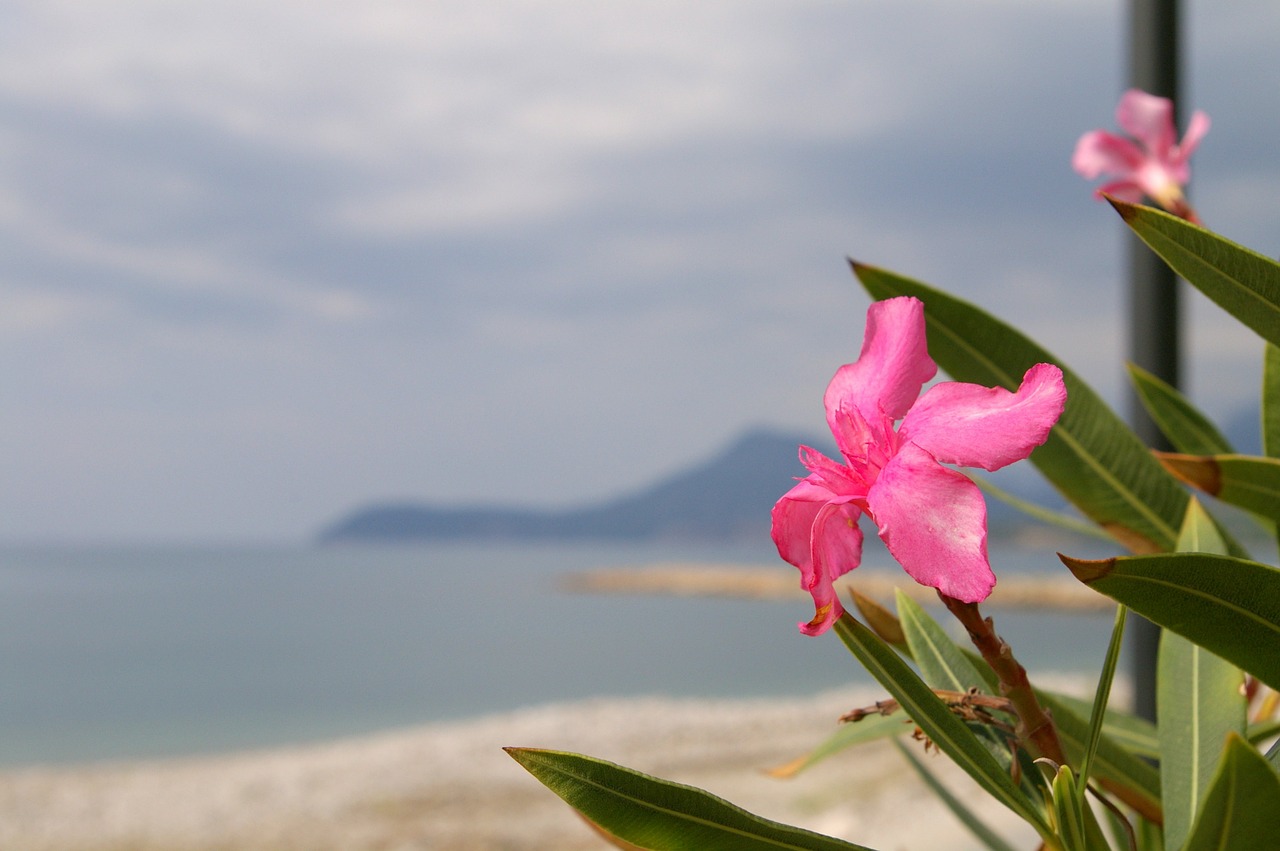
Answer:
[{"left": 2, "top": 1, "right": 1278, "bottom": 544}]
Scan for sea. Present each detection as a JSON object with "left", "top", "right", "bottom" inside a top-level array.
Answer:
[{"left": 0, "top": 537, "right": 1119, "bottom": 767}]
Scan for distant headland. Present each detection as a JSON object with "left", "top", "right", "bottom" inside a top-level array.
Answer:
[
  {"left": 317, "top": 429, "right": 819, "bottom": 544},
  {"left": 316, "top": 427, "right": 1072, "bottom": 545}
]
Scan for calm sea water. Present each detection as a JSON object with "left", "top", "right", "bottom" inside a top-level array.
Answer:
[{"left": 0, "top": 538, "right": 1116, "bottom": 767}]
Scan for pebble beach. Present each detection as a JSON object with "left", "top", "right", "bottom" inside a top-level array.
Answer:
[{"left": 0, "top": 686, "right": 1051, "bottom": 851}]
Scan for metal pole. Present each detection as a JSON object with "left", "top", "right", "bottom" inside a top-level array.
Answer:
[{"left": 1127, "top": 0, "right": 1182, "bottom": 723}]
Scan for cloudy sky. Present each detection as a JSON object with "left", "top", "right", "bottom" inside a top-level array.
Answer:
[{"left": 2, "top": 1, "right": 1278, "bottom": 543}]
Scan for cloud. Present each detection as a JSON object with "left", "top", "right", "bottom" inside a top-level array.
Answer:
[{"left": 0, "top": 0, "right": 1274, "bottom": 541}]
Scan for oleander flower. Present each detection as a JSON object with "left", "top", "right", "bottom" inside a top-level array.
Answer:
[
  {"left": 771, "top": 297, "right": 1066, "bottom": 635},
  {"left": 1072, "top": 88, "right": 1209, "bottom": 222}
]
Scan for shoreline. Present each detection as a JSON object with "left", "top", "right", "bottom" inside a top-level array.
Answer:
[
  {"left": 562, "top": 563, "right": 1116, "bottom": 611},
  {"left": 0, "top": 683, "right": 1105, "bottom": 851}
]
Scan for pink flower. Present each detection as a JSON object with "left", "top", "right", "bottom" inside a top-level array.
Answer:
[
  {"left": 1072, "top": 88, "right": 1209, "bottom": 222},
  {"left": 771, "top": 297, "right": 1066, "bottom": 636}
]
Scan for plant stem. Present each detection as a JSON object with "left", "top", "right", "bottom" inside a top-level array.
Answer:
[{"left": 939, "top": 592, "right": 1068, "bottom": 766}]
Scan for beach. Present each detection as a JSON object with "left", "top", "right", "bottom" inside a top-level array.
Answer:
[{"left": 0, "top": 686, "right": 1055, "bottom": 851}]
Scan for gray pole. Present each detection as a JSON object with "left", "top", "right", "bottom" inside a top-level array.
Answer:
[{"left": 1127, "top": 0, "right": 1181, "bottom": 723}]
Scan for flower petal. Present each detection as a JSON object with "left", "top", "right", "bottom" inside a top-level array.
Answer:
[
  {"left": 824, "top": 297, "right": 936, "bottom": 444},
  {"left": 1115, "top": 88, "right": 1176, "bottom": 158},
  {"left": 1072, "top": 130, "right": 1144, "bottom": 180},
  {"left": 1095, "top": 179, "right": 1145, "bottom": 203},
  {"left": 1172, "top": 110, "right": 1211, "bottom": 166},
  {"left": 770, "top": 482, "right": 863, "bottom": 635},
  {"left": 867, "top": 443, "right": 995, "bottom": 603},
  {"left": 899, "top": 363, "right": 1066, "bottom": 472},
  {"left": 770, "top": 478, "right": 833, "bottom": 570},
  {"left": 802, "top": 499, "right": 864, "bottom": 635},
  {"left": 798, "top": 445, "right": 867, "bottom": 495}
]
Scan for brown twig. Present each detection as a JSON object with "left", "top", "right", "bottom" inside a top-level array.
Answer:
[{"left": 938, "top": 592, "right": 1068, "bottom": 766}]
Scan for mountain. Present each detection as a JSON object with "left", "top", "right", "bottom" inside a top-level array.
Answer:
[{"left": 317, "top": 429, "right": 822, "bottom": 544}]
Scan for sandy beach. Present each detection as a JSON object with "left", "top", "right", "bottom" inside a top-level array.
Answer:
[{"left": 0, "top": 685, "right": 1058, "bottom": 851}]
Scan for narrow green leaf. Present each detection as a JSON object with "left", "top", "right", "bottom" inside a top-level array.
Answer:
[
  {"left": 1038, "top": 690, "right": 1163, "bottom": 825},
  {"left": 844, "top": 593, "right": 1162, "bottom": 809},
  {"left": 1250, "top": 717, "right": 1280, "bottom": 748},
  {"left": 895, "top": 592, "right": 1041, "bottom": 794},
  {"left": 893, "top": 739, "right": 1020, "bottom": 851},
  {"left": 1051, "top": 765, "right": 1089, "bottom": 851},
  {"left": 766, "top": 712, "right": 906, "bottom": 779},
  {"left": 1128, "top": 363, "right": 1234, "bottom": 455},
  {"left": 832, "top": 613, "right": 1054, "bottom": 838},
  {"left": 1077, "top": 603, "right": 1127, "bottom": 793},
  {"left": 1175, "top": 496, "right": 1229, "bottom": 555},
  {"left": 1049, "top": 764, "right": 1113, "bottom": 851},
  {"left": 1137, "top": 819, "right": 1163, "bottom": 851},
  {"left": 973, "top": 473, "right": 1112, "bottom": 541},
  {"left": 1042, "top": 692, "right": 1159, "bottom": 760},
  {"left": 841, "top": 594, "right": 1163, "bottom": 808},
  {"left": 896, "top": 590, "right": 992, "bottom": 696},
  {"left": 1110, "top": 198, "right": 1280, "bottom": 349},
  {"left": 1263, "top": 343, "right": 1280, "bottom": 554},
  {"left": 1061, "top": 552, "right": 1280, "bottom": 690},
  {"left": 1181, "top": 734, "right": 1280, "bottom": 851},
  {"left": 1157, "top": 630, "right": 1246, "bottom": 851},
  {"left": 1264, "top": 344, "right": 1280, "bottom": 459},
  {"left": 1157, "top": 452, "right": 1280, "bottom": 522},
  {"left": 852, "top": 262, "right": 1187, "bottom": 553},
  {"left": 505, "top": 748, "right": 878, "bottom": 850},
  {"left": 1158, "top": 498, "right": 1246, "bottom": 850}
]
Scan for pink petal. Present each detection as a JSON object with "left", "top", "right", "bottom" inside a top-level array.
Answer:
[
  {"left": 770, "top": 478, "right": 834, "bottom": 570},
  {"left": 899, "top": 363, "right": 1065, "bottom": 472},
  {"left": 1095, "top": 180, "right": 1145, "bottom": 203},
  {"left": 803, "top": 499, "right": 864, "bottom": 634},
  {"left": 824, "top": 297, "right": 936, "bottom": 444},
  {"left": 1116, "top": 89, "right": 1176, "bottom": 158},
  {"left": 1172, "top": 110, "right": 1211, "bottom": 166},
  {"left": 771, "top": 484, "right": 864, "bottom": 635},
  {"left": 799, "top": 445, "right": 867, "bottom": 496},
  {"left": 1072, "top": 130, "right": 1144, "bottom": 180},
  {"left": 867, "top": 443, "right": 995, "bottom": 603}
]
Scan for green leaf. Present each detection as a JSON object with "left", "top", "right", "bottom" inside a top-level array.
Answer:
[
  {"left": 852, "top": 262, "right": 1187, "bottom": 553},
  {"left": 1040, "top": 691, "right": 1160, "bottom": 760},
  {"left": 1250, "top": 717, "right": 1280, "bottom": 749},
  {"left": 1263, "top": 344, "right": 1280, "bottom": 554},
  {"left": 1110, "top": 199, "right": 1280, "bottom": 349},
  {"left": 1181, "top": 734, "right": 1280, "bottom": 851},
  {"left": 1050, "top": 764, "right": 1112, "bottom": 851},
  {"left": 973, "top": 473, "right": 1112, "bottom": 541},
  {"left": 1264, "top": 344, "right": 1280, "bottom": 459},
  {"left": 1037, "top": 690, "right": 1163, "bottom": 825},
  {"left": 892, "top": 739, "right": 1020, "bottom": 851},
  {"left": 1061, "top": 552, "right": 1280, "bottom": 690},
  {"left": 1128, "top": 363, "right": 1235, "bottom": 455},
  {"left": 1076, "top": 603, "right": 1128, "bottom": 794},
  {"left": 838, "top": 594, "right": 1163, "bottom": 814},
  {"left": 1157, "top": 498, "right": 1246, "bottom": 849},
  {"left": 895, "top": 592, "right": 1042, "bottom": 793},
  {"left": 832, "top": 613, "right": 1054, "bottom": 838},
  {"left": 1175, "top": 496, "right": 1229, "bottom": 555},
  {"left": 766, "top": 712, "right": 905, "bottom": 779},
  {"left": 896, "top": 590, "right": 992, "bottom": 696},
  {"left": 1157, "top": 630, "right": 1246, "bottom": 851},
  {"left": 505, "top": 748, "right": 878, "bottom": 850},
  {"left": 1156, "top": 452, "right": 1280, "bottom": 522}
]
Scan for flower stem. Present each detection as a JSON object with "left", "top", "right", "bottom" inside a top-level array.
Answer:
[
  {"left": 939, "top": 592, "right": 1067, "bottom": 766},
  {"left": 1166, "top": 196, "right": 1202, "bottom": 226}
]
